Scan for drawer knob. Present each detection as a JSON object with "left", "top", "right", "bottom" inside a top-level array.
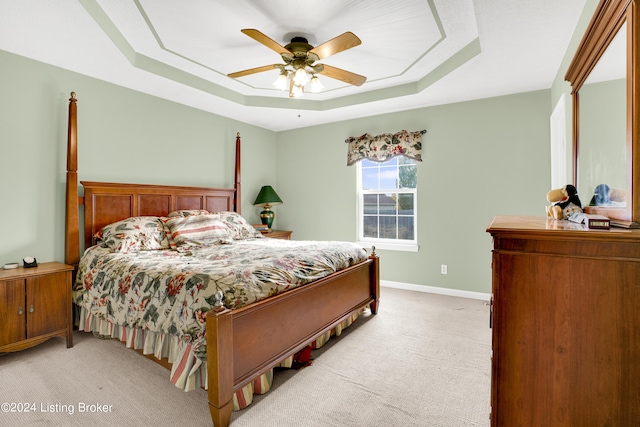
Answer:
[
  {"left": 29, "top": 304, "right": 34, "bottom": 313},
  {"left": 18, "top": 306, "right": 23, "bottom": 315}
]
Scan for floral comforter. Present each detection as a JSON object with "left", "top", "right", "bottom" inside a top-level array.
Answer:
[{"left": 73, "top": 238, "right": 368, "bottom": 362}]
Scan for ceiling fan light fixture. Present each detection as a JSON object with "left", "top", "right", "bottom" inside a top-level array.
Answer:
[
  {"left": 293, "top": 67, "right": 308, "bottom": 86},
  {"left": 310, "top": 75, "right": 324, "bottom": 93},
  {"left": 290, "top": 84, "right": 304, "bottom": 98},
  {"left": 273, "top": 71, "right": 288, "bottom": 90}
]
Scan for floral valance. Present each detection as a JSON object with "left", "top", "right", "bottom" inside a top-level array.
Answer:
[{"left": 345, "top": 129, "right": 426, "bottom": 166}]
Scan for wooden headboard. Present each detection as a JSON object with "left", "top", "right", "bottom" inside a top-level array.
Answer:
[
  {"left": 64, "top": 92, "right": 241, "bottom": 266},
  {"left": 81, "top": 182, "right": 236, "bottom": 250}
]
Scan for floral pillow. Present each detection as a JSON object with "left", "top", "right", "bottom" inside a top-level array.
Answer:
[
  {"left": 163, "top": 214, "right": 232, "bottom": 248},
  {"left": 97, "top": 216, "right": 169, "bottom": 253},
  {"left": 218, "top": 211, "right": 264, "bottom": 240},
  {"left": 166, "top": 209, "right": 210, "bottom": 218}
]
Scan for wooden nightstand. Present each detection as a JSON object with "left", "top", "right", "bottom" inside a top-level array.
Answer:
[
  {"left": 260, "top": 230, "right": 292, "bottom": 240},
  {"left": 0, "top": 262, "right": 74, "bottom": 352}
]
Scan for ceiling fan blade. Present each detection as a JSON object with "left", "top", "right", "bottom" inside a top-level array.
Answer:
[
  {"left": 309, "top": 32, "right": 361, "bottom": 60},
  {"left": 228, "top": 64, "right": 280, "bottom": 78},
  {"left": 318, "top": 64, "right": 366, "bottom": 86},
  {"left": 241, "top": 29, "right": 291, "bottom": 55}
]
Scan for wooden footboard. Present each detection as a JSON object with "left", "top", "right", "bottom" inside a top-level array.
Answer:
[{"left": 206, "top": 254, "right": 380, "bottom": 427}]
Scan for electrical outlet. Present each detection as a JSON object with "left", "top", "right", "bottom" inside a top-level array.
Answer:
[{"left": 441, "top": 264, "right": 448, "bottom": 274}]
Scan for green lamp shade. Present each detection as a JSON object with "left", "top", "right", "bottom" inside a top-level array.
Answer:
[
  {"left": 253, "top": 186, "right": 283, "bottom": 229},
  {"left": 253, "top": 186, "right": 283, "bottom": 206}
]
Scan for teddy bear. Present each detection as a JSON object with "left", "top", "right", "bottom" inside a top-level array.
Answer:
[{"left": 546, "top": 184, "right": 583, "bottom": 220}]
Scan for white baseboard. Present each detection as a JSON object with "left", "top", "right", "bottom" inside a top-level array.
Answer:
[{"left": 381, "top": 280, "right": 491, "bottom": 301}]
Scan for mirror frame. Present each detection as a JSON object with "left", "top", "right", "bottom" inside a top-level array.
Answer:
[{"left": 565, "top": 0, "right": 639, "bottom": 222}]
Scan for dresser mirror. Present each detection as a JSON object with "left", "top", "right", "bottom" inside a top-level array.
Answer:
[
  {"left": 578, "top": 22, "right": 626, "bottom": 210},
  {"left": 566, "top": 0, "right": 639, "bottom": 222}
]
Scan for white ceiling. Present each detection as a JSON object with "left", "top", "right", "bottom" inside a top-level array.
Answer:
[{"left": 0, "top": 0, "right": 587, "bottom": 131}]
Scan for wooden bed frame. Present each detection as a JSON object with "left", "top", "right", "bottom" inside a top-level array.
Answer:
[{"left": 63, "top": 92, "right": 380, "bottom": 427}]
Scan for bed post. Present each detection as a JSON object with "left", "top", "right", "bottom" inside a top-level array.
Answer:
[
  {"left": 206, "top": 132, "right": 242, "bottom": 427},
  {"left": 234, "top": 132, "right": 241, "bottom": 215},
  {"left": 207, "top": 303, "right": 234, "bottom": 427},
  {"left": 65, "top": 92, "right": 80, "bottom": 267},
  {"left": 368, "top": 247, "right": 380, "bottom": 314}
]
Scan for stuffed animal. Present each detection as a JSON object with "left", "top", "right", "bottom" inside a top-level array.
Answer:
[{"left": 546, "top": 184, "right": 583, "bottom": 220}]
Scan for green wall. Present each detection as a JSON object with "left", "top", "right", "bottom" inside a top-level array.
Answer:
[
  {"left": 6, "top": 20, "right": 598, "bottom": 295},
  {"left": 0, "top": 50, "right": 276, "bottom": 264},
  {"left": 275, "top": 91, "right": 552, "bottom": 294}
]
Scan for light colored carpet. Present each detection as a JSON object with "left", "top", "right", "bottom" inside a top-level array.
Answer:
[{"left": 0, "top": 287, "right": 491, "bottom": 426}]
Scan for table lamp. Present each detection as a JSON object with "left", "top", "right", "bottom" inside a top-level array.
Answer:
[{"left": 253, "top": 185, "right": 283, "bottom": 229}]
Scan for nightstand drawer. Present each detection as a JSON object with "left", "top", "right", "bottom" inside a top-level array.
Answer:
[{"left": 260, "top": 230, "right": 292, "bottom": 240}]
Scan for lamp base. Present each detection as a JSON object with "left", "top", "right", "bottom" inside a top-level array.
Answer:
[{"left": 260, "top": 209, "right": 275, "bottom": 229}]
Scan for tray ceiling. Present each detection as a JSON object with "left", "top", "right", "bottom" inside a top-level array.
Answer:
[{"left": 0, "top": 0, "right": 587, "bottom": 131}]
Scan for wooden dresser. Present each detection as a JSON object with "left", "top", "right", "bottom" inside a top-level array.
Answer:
[
  {"left": 487, "top": 216, "right": 640, "bottom": 426},
  {"left": 0, "top": 262, "right": 74, "bottom": 352}
]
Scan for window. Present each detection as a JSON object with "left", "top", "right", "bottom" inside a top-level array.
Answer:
[{"left": 357, "top": 157, "right": 418, "bottom": 251}]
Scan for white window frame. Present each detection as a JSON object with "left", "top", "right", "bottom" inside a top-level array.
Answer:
[
  {"left": 356, "top": 159, "right": 419, "bottom": 252},
  {"left": 550, "top": 93, "right": 568, "bottom": 189}
]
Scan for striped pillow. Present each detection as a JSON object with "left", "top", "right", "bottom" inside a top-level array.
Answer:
[{"left": 163, "top": 214, "right": 232, "bottom": 248}]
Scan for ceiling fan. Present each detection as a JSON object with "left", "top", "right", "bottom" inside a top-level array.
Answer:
[{"left": 228, "top": 29, "right": 367, "bottom": 98}]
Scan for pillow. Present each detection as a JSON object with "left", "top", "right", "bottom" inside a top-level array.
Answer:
[
  {"left": 166, "top": 209, "right": 210, "bottom": 218},
  {"left": 218, "top": 211, "right": 264, "bottom": 240},
  {"left": 163, "top": 214, "right": 232, "bottom": 248},
  {"left": 98, "top": 216, "right": 169, "bottom": 253}
]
